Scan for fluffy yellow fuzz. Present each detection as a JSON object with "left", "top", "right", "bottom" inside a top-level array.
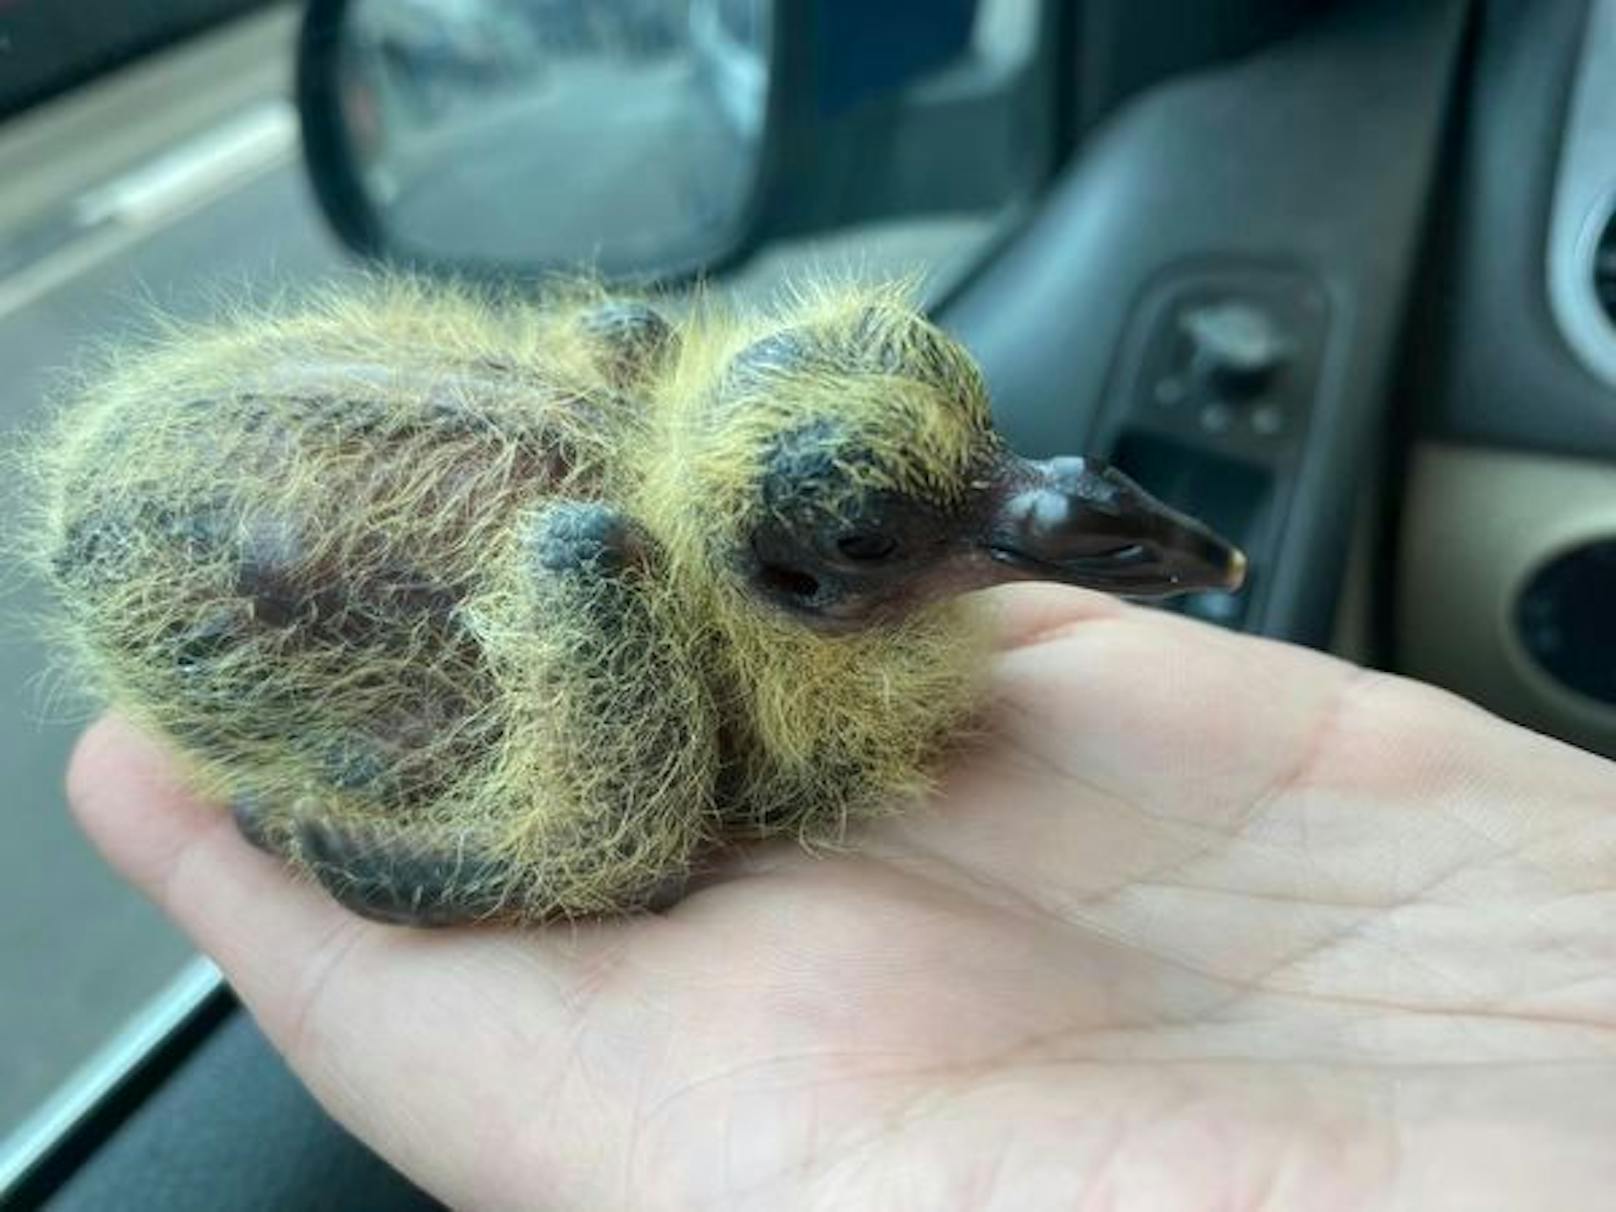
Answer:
[{"left": 24, "top": 275, "right": 1000, "bottom": 920}]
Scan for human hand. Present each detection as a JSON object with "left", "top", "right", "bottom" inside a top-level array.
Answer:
[{"left": 68, "top": 585, "right": 1616, "bottom": 1211}]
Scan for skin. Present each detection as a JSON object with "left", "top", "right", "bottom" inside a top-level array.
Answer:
[{"left": 67, "top": 584, "right": 1616, "bottom": 1211}]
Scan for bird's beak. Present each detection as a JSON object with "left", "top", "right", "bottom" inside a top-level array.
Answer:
[{"left": 974, "top": 454, "right": 1246, "bottom": 597}]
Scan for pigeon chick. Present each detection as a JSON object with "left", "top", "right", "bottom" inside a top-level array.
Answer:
[{"left": 31, "top": 278, "right": 1243, "bottom": 925}]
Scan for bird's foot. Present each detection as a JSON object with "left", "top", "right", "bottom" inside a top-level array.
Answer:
[
  {"left": 230, "top": 794, "right": 515, "bottom": 926},
  {"left": 294, "top": 813, "right": 515, "bottom": 927}
]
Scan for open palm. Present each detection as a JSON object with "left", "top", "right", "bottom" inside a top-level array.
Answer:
[{"left": 69, "top": 586, "right": 1616, "bottom": 1211}]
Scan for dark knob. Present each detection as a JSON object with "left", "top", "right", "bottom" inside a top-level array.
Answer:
[{"left": 1180, "top": 301, "right": 1288, "bottom": 399}]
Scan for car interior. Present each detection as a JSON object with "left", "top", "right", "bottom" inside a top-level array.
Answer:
[{"left": 4, "top": 0, "right": 1615, "bottom": 1205}]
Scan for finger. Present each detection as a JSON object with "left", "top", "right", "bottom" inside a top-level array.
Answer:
[
  {"left": 982, "top": 584, "right": 1351, "bottom": 809},
  {"left": 65, "top": 717, "right": 623, "bottom": 1208},
  {"left": 974, "top": 582, "right": 1129, "bottom": 650},
  {"left": 876, "top": 587, "right": 1359, "bottom": 904},
  {"left": 908, "top": 580, "right": 1616, "bottom": 917},
  {"left": 66, "top": 716, "right": 373, "bottom": 1016}
]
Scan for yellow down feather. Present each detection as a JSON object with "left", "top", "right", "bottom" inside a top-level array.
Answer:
[{"left": 22, "top": 274, "right": 999, "bottom": 920}]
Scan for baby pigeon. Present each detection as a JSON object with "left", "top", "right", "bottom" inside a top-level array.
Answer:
[{"left": 31, "top": 278, "right": 1244, "bottom": 925}]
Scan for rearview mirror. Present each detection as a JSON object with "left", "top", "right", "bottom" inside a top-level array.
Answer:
[{"left": 297, "top": 0, "right": 779, "bottom": 281}]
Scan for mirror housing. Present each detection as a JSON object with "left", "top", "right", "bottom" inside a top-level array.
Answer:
[
  {"left": 296, "top": 0, "right": 794, "bottom": 282},
  {"left": 296, "top": 0, "right": 1066, "bottom": 285}
]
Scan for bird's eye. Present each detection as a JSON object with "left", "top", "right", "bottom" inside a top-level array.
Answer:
[{"left": 836, "top": 531, "right": 898, "bottom": 561}]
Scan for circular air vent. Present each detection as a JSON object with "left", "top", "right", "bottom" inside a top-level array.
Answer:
[
  {"left": 1515, "top": 538, "right": 1616, "bottom": 707},
  {"left": 1596, "top": 209, "right": 1616, "bottom": 328}
]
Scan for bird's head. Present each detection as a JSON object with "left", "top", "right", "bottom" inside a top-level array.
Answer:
[{"left": 656, "top": 290, "right": 1245, "bottom": 633}]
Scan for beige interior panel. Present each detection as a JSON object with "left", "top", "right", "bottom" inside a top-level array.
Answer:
[{"left": 1399, "top": 441, "right": 1616, "bottom": 758}]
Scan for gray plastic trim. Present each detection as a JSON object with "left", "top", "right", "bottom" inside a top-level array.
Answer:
[
  {"left": 1398, "top": 442, "right": 1616, "bottom": 759},
  {"left": 944, "top": 0, "right": 1468, "bottom": 646},
  {"left": 0, "top": 957, "right": 221, "bottom": 1200}
]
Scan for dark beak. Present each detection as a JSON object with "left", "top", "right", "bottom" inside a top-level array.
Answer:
[{"left": 976, "top": 454, "right": 1246, "bottom": 597}]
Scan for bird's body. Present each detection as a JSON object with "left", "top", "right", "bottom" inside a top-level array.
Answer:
[{"left": 31, "top": 278, "right": 1243, "bottom": 925}]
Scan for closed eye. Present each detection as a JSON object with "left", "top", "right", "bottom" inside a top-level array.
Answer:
[{"left": 836, "top": 532, "right": 898, "bottom": 561}]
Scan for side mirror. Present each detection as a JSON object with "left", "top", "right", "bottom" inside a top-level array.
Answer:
[
  {"left": 296, "top": 0, "right": 1063, "bottom": 285},
  {"left": 296, "top": 0, "right": 784, "bottom": 281}
]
